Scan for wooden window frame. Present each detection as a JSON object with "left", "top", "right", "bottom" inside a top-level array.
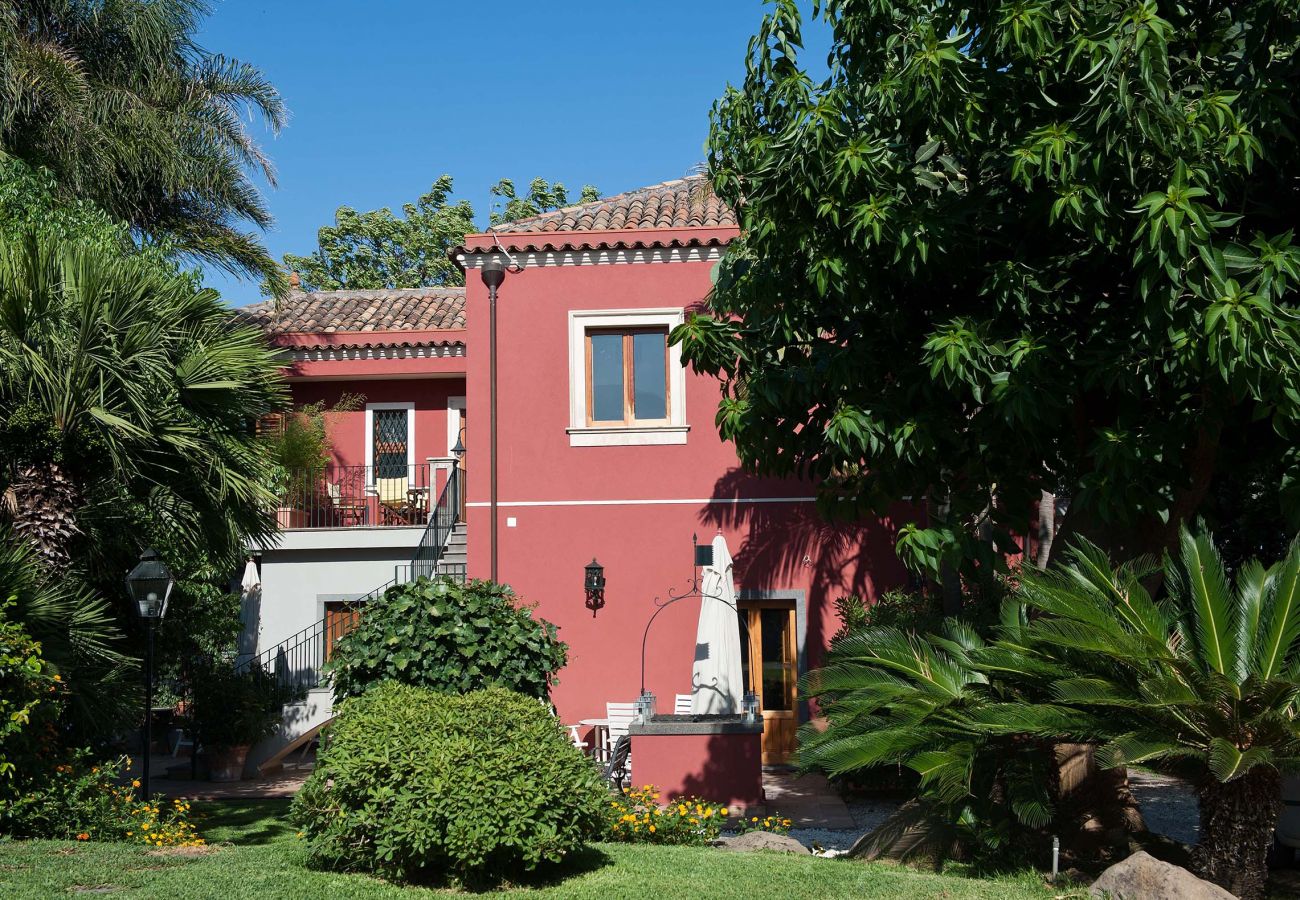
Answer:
[{"left": 583, "top": 326, "right": 671, "bottom": 427}]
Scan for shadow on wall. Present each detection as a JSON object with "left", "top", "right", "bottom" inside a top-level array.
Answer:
[
  {"left": 675, "top": 731, "right": 764, "bottom": 811},
  {"left": 700, "top": 468, "right": 910, "bottom": 659}
]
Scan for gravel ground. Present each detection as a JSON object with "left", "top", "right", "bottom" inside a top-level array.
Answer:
[
  {"left": 1128, "top": 770, "right": 1199, "bottom": 846},
  {"left": 785, "top": 797, "right": 901, "bottom": 852},
  {"left": 775, "top": 771, "right": 1202, "bottom": 853}
]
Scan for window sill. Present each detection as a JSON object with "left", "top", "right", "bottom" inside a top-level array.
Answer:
[{"left": 567, "top": 425, "right": 690, "bottom": 447}]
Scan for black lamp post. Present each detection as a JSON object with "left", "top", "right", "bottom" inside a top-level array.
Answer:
[
  {"left": 126, "top": 548, "right": 173, "bottom": 799},
  {"left": 584, "top": 558, "right": 606, "bottom": 617},
  {"left": 482, "top": 256, "right": 506, "bottom": 582}
]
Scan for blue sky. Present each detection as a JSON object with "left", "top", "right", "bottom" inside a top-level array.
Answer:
[{"left": 198, "top": 1, "right": 827, "bottom": 306}]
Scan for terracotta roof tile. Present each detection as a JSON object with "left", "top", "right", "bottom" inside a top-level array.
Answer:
[
  {"left": 234, "top": 287, "right": 465, "bottom": 343},
  {"left": 490, "top": 175, "right": 735, "bottom": 234}
]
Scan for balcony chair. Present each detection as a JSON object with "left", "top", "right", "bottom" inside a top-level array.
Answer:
[{"left": 326, "top": 480, "right": 367, "bottom": 526}]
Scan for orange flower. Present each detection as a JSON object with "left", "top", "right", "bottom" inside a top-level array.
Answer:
[{"left": 75, "top": 833, "right": 89, "bottom": 841}]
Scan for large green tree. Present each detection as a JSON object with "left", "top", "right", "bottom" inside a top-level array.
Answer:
[
  {"left": 0, "top": 0, "right": 287, "bottom": 290},
  {"left": 676, "top": 0, "right": 1300, "bottom": 580},
  {"left": 283, "top": 176, "right": 598, "bottom": 292}
]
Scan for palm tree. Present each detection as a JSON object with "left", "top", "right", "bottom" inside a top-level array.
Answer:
[
  {"left": 802, "top": 529, "right": 1298, "bottom": 898},
  {"left": 0, "top": 523, "right": 131, "bottom": 738},
  {"left": 0, "top": 0, "right": 286, "bottom": 289},
  {"left": 0, "top": 233, "right": 286, "bottom": 573},
  {"left": 1015, "top": 531, "right": 1300, "bottom": 899}
]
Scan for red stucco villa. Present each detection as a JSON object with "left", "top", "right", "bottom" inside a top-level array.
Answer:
[{"left": 234, "top": 176, "right": 907, "bottom": 783}]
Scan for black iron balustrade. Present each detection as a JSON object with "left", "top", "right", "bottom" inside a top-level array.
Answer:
[
  {"left": 275, "top": 463, "right": 432, "bottom": 529},
  {"left": 412, "top": 466, "right": 461, "bottom": 580}
]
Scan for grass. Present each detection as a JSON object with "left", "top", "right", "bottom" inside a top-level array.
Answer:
[{"left": 0, "top": 800, "right": 1084, "bottom": 899}]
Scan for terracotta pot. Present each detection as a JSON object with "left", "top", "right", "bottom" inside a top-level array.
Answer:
[
  {"left": 208, "top": 745, "right": 250, "bottom": 782},
  {"left": 275, "top": 507, "right": 309, "bottom": 529}
]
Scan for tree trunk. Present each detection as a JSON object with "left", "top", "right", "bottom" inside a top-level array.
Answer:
[
  {"left": 4, "top": 464, "right": 81, "bottom": 571},
  {"left": 1052, "top": 742, "right": 1147, "bottom": 859},
  {"left": 1035, "top": 490, "right": 1057, "bottom": 568},
  {"left": 1192, "top": 768, "right": 1281, "bottom": 900}
]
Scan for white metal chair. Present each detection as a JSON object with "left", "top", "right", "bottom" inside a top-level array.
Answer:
[
  {"left": 675, "top": 693, "right": 693, "bottom": 714},
  {"left": 565, "top": 724, "right": 588, "bottom": 751},
  {"left": 605, "top": 701, "right": 638, "bottom": 764}
]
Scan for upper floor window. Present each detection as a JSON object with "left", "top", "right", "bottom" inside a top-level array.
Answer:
[
  {"left": 587, "top": 328, "right": 669, "bottom": 425},
  {"left": 365, "top": 402, "right": 415, "bottom": 480},
  {"left": 568, "top": 309, "right": 688, "bottom": 446}
]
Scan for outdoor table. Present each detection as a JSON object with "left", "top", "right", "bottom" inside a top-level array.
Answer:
[{"left": 578, "top": 718, "right": 611, "bottom": 762}]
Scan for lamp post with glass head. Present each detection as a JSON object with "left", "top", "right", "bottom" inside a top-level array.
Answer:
[{"left": 126, "top": 548, "right": 174, "bottom": 798}]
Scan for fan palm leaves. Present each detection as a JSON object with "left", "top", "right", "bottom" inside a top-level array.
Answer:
[
  {"left": 0, "top": 0, "right": 286, "bottom": 288},
  {"left": 0, "top": 522, "right": 132, "bottom": 739},
  {"left": 0, "top": 233, "right": 286, "bottom": 572}
]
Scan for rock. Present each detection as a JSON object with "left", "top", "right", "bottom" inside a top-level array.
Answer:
[
  {"left": 718, "top": 831, "right": 810, "bottom": 854},
  {"left": 1090, "top": 851, "right": 1236, "bottom": 900}
]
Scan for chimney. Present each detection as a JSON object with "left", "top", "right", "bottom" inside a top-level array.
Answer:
[{"left": 288, "top": 271, "right": 301, "bottom": 290}]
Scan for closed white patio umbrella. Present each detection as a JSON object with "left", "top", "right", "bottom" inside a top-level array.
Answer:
[
  {"left": 691, "top": 532, "right": 745, "bottom": 715},
  {"left": 237, "top": 558, "right": 261, "bottom": 661}
]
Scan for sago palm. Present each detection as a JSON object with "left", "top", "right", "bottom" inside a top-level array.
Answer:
[
  {"left": 1013, "top": 530, "right": 1300, "bottom": 899},
  {"left": 0, "top": 0, "right": 286, "bottom": 288},
  {"left": 0, "top": 233, "right": 286, "bottom": 573},
  {"left": 799, "top": 616, "right": 1085, "bottom": 864}
]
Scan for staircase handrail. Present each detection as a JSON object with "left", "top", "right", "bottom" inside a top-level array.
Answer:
[{"left": 411, "top": 465, "right": 461, "bottom": 579}]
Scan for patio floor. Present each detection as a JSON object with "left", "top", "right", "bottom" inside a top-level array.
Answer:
[
  {"left": 128, "top": 754, "right": 857, "bottom": 831},
  {"left": 127, "top": 752, "right": 314, "bottom": 800},
  {"left": 762, "top": 768, "right": 856, "bottom": 829}
]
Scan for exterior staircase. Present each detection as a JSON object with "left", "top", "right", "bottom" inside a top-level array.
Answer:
[
  {"left": 240, "top": 469, "right": 466, "bottom": 776},
  {"left": 438, "top": 522, "right": 467, "bottom": 578}
]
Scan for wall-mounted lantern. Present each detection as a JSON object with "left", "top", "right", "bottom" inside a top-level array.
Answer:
[{"left": 584, "top": 558, "right": 606, "bottom": 617}]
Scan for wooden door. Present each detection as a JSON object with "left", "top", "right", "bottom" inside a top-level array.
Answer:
[
  {"left": 739, "top": 600, "right": 798, "bottom": 765},
  {"left": 324, "top": 602, "right": 361, "bottom": 662}
]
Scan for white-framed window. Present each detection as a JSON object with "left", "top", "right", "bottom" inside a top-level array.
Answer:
[
  {"left": 364, "top": 402, "right": 415, "bottom": 482},
  {"left": 567, "top": 309, "right": 688, "bottom": 446}
]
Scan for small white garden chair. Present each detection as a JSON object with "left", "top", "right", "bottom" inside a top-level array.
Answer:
[
  {"left": 675, "top": 693, "right": 693, "bottom": 714},
  {"left": 605, "top": 701, "right": 638, "bottom": 764}
]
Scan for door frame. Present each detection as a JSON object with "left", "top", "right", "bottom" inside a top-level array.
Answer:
[{"left": 737, "top": 589, "right": 808, "bottom": 724}]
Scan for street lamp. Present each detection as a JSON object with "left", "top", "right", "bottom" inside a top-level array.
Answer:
[
  {"left": 126, "top": 548, "right": 173, "bottom": 799},
  {"left": 482, "top": 255, "right": 506, "bottom": 583},
  {"left": 584, "top": 558, "right": 606, "bottom": 617}
]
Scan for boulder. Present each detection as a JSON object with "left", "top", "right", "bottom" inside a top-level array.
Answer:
[
  {"left": 718, "top": 831, "right": 810, "bottom": 854},
  {"left": 1090, "top": 851, "right": 1236, "bottom": 900}
]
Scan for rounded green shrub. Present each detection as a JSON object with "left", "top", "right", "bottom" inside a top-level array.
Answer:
[
  {"left": 326, "top": 577, "right": 566, "bottom": 702},
  {"left": 291, "top": 683, "right": 608, "bottom": 884}
]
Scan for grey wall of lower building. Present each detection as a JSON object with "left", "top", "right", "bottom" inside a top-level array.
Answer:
[{"left": 245, "top": 547, "right": 414, "bottom": 656}]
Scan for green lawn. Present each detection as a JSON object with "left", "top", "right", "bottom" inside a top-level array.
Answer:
[{"left": 0, "top": 800, "right": 1082, "bottom": 899}]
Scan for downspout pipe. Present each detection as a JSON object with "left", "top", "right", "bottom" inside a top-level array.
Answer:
[{"left": 481, "top": 256, "right": 506, "bottom": 582}]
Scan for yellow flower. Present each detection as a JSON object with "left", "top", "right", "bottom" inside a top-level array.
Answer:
[
  {"left": 720, "top": 807, "right": 729, "bottom": 816},
  {"left": 131, "top": 779, "right": 141, "bottom": 789},
  {"left": 648, "top": 825, "right": 656, "bottom": 833}
]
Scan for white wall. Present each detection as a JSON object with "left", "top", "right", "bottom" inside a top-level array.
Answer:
[{"left": 247, "top": 529, "right": 425, "bottom": 654}]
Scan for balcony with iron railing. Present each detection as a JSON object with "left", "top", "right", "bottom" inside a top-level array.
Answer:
[
  {"left": 274, "top": 462, "right": 462, "bottom": 529},
  {"left": 244, "top": 467, "right": 467, "bottom": 692}
]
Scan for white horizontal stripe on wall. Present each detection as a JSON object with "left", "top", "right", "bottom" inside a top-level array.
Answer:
[{"left": 464, "top": 497, "right": 817, "bottom": 508}]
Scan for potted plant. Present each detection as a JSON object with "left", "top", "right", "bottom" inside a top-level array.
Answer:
[
  {"left": 263, "top": 396, "right": 362, "bottom": 528},
  {"left": 191, "top": 658, "right": 298, "bottom": 781}
]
